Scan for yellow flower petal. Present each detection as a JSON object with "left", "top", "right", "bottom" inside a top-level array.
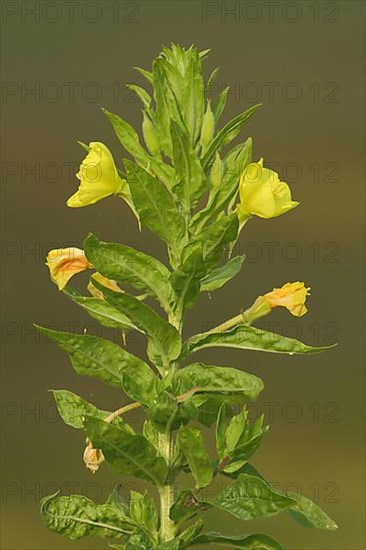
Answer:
[
  {"left": 67, "top": 142, "right": 120, "bottom": 208},
  {"left": 87, "top": 272, "right": 122, "bottom": 299},
  {"left": 46, "top": 247, "right": 91, "bottom": 290},
  {"left": 264, "top": 282, "right": 310, "bottom": 317},
  {"left": 239, "top": 159, "right": 299, "bottom": 219}
]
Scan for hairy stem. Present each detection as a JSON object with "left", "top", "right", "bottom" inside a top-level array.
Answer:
[
  {"left": 158, "top": 431, "right": 176, "bottom": 541},
  {"left": 156, "top": 310, "right": 182, "bottom": 541}
]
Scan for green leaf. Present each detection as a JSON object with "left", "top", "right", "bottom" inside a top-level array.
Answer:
[
  {"left": 124, "top": 160, "right": 186, "bottom": 251},
  {"left": 170, "top": 490, "right": 203, "bottom": 524},
  {"left": 37, "top": 326, "right": 145, "bottom": 388},
  {"left": 212, "top": 86, "right": 229, "bottom": 123},
  {"left": 186, "top": 212, "right": 238, "bottom": 269},
  {"left": 52, "top": 390, "right": 110, "bottom": 429},
  {"left": 142, "top": 419, "right": 160, "bottom": 448},
  {"left": 159, "top": 45, "right": 205, "bottom": 145},
  {"left": 126, "top": 84, "right": 152, "bottom": 110},
  {"left": 122, "top": 361, "right": 163, "bottom": 407},
  {"left": 190, "top": 532, "right": 284, "bottom": 549},
  {"left": 202, "top": 104, "right": 261, "bottom": 171},
  {"left": 95, "top": 287, "right": 181, "bottom": 371},
  {"left": 129, "top": 491, "right": 158, "bottom": 538},
  {"left": 173, "top": 363, "right": 264, "bottom": 403},
  {"left": 84, "top": 417, "right": 168, "bottom": 485},
  {"left": 135, "top": 66, "right": 153, "bottom": 83},
  {"left": 103, "top": 107, "right": 172, "bottom": 187},
  {"left": 228, "top": 465, "right": 338, "bottom": 530},
  {"left": 125, "top": 530, "right": 152, "bottom": 549},
  {"left": 103, "top": 108, "right": 149, "bottom": 164},
  {"left": 215, "top": 403, "right": 227, "bottom": 458},
  {"left": 285, "top": 492, "right": 338, "bottom": 530},
  {"left": 40, "top": 493, "right": 135, "bottom": 540},
  {"left": 223, "top": 408, "right": 268, "bottom": 467},
  {"left": 177, "top": 518, "right": 204, "bottom": 546},
  {"left": 177, "top": 425, "right": 213, "bottom": 488},
  {"left": 200, "top": 255, "right": 245, "bottom": 292},
  {"left": 157, "top": 541, "right": 179, "bottom": 550},
  {"left": 204, "top": 473, "right": 295, "bottom": 520},
  {"left": 183, "top": 324, "right": 335, "bottom": 357},
  {"left": 170, "top": 121, "right": 206, "bottom": 211},
  {"left": 170, "top": 244, "right": 206, "bottom": 313},
  {"left": 191, "top": 138, "right": 252, "bottom": 232},
  {"left": 84, "top": 234, "right": 175, "bottom": 313},
  {"left": 63, "top": 286, "right": 137, "bottom": 332}
]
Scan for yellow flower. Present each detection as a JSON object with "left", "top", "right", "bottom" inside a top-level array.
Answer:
[
  {"left": 263, "top": 282, "right": 310, "bottom": 317},
  {"left": 46, "top": 247, "right": 91, "bottom": 290},
  {"left": 239, "top": 158, "right": 299, "bottom": 219},
  {"left": 87, "top": 272, "right": 122, "bottom": 299},
  {"left": 67, "top": 142, "right": 120, "bottom": 207}
]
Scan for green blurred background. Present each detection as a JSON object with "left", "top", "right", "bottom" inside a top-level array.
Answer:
[{"left": 1, "top": 1, "right": 365, "bottom": 548}]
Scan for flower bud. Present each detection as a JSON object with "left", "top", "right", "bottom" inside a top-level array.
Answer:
[{"left": 142, "top": 112, "right": 159, "bottom": 155}]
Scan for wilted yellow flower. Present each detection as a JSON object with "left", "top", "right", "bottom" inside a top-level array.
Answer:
[
  {"left": 46, "top": 248, "right": 91, "bottom": 290},
  {"left": 67, "top": 142, "right": 120, "bottom": 207},
  {"left": 83, "top": 442, "right": 105, "bottom": 474},
  {"left": 239, "top": 158, "right": 299, "bottom": 219},
  {"left": 87, "top": 272, "right": 122, "bottom": 299},
  {"left": 263, "top": 281, "right": 310, "bottom": 317}
]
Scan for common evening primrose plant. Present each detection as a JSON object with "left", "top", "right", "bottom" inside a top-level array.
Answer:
[{"left": 39, "top": 45, "right": 337, "bottom": 550}]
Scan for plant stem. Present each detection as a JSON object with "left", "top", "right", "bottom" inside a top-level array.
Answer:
[
  {"left": 156, "top": 310, "right": 182, "bottom": 541},
  {"left": 158, "top": 431, "right": 176, "bottom": 541}
]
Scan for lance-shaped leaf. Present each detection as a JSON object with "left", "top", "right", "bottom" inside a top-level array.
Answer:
[
  {"left": 183, "top": 324, "right": 336, "bottom": 357},
  {"left": 200, "top": 255, "right": 245, "bottom": 292},
  {"left": 218, "top": 408, "right": 268, "bottom": 472},
  {"left": 129, "top": 491, "right": 158, "bottom": 539},
  {"left": 171, "top": 121, "right": 206, "bottom": 211},
  {"left": 170, "top": 244, "right": 206, "bottom": 313},
  {"left": 126, "top": 84, "right": 152, "bottom": 111},
  {"left": 63, "top": 286, "right": 137, "bottom": 332},
  {"left": 95, "top": 285, "right": 181, "bottom": 370},
  {"left": 154, "top": 46, "right": 205, "bottom": 150},
  {"left": 191, "top": 138, "right": 252, "bottom": 233},
  {"left": 177, "top": 425, "right": 213, "bottom": 488},
  {"left": 185, "top": 213, "right": 238, "bottom": 271},
  {"left": 84, "top": 234, "right": 174, "bottom": 313},
  {"left": 122, "top": 366, "right": 163, "bottom": 408},
  {"left": 84, "top": 417, "right": 168, "bottom": 485},
  {"left": 152, "top": 59, "right": 182, "bottom": 157},
  {"left": 103, "top": 108, "right": 172, "bottom": 187},
  {"left": 215, "top": 403, "right": 227, "bottom": 458},
  {"left": 212, "top": 86, "right": 229, "bottom": 123},
  {"left": 124, "top": 531, "right": 153, "bottom": 550},
  {"left": 201, "top": 104, "right": 261, "bottom": 171},
  {"left": 204, "top": 473, "right": 295, "bottom": 521},
  {"left": 170, "top": 491, "right": 203, "bottom": 524},
  {"left": 40, "top": 493, "right": 135, "bottom": 540},
  {"left": 285, "top": 492, "right": 338, "bottom": 530},
  {"left": 226, "top": 465, "right": 338, "bottom": 530},
  {"left": 177, "top": 519, "right": 204, "bottom": 547},
  {"left": 124, "top": 160, "right": 186, "bottom": 251},
  {"left": 190, "top": 532, "right": 284, "bottom": 550},
  {"left": 37, "top": 327, "right": 146, "bottom": 388},
  {"left": 103, "top": 108, "right": 149, "bottom": 164},
  {"left": 52, "top": 390, "right": 110, "bottom": 429},
  {"left": 173, "top": 363, "right": 264, "bottom": 403}
]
